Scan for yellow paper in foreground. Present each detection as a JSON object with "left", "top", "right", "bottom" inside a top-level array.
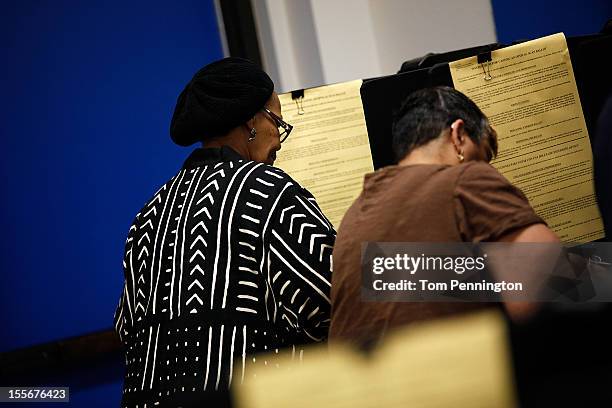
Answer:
[
  {"left": 235, "top": 311, "right": 516, "bottom": 408},
  {"left": 275, "top": 80, "right": 374, "bottom": 229},
  {"left": 450, "top": 33, "right": 604, "bottom": 243}
]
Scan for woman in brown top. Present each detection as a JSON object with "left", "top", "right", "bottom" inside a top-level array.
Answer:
[{"left": 330, "top": 86, "right": 558, "bottom": 342}]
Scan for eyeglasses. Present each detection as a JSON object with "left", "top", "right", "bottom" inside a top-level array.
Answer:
[{"left": 263, "top": 107, "right": 293, "bottom": 143}]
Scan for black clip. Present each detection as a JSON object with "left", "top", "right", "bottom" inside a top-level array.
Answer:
[
  {"left": 291, "top": 89, "right": 305, "bottom": 115},
  {"left": 477, "top": 51, "right": 493, "bottom": 81},
  {"left": 477, "top": 51, "right": 492, "bottom": 64}
]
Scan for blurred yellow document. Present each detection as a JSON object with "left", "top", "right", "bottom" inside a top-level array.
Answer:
[
  {"left": 275, "top": 80, "right": 374, "bottom": 229},
  {"left": 235, "top": 311, "right": 516, "bottom": 408},
  {"left": 450, "top": 33, "right": 604, "bottom": 243}
]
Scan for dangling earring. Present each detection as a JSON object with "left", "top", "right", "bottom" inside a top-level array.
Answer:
[
  {"left": 248, "top": 128, "right": 257, "bottom": 142},
  {"left": 457, "top": 150, "right": 465, "bottom": 163}
]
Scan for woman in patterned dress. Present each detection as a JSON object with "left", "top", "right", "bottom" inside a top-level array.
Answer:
[{"left": 113, "top": 58, "right": 335, "bottom": 407}]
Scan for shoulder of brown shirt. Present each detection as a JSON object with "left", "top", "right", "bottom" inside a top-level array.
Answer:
[{"left": 456, "top": 161, "right": 509, "bottom": 183}]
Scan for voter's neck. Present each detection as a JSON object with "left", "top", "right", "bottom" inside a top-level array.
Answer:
[
  {"left": 398, "top": 142, "right": 457, "bottom": 167},
  {"left": 201, "top": 128, "right": 252, "bottom": 161}
]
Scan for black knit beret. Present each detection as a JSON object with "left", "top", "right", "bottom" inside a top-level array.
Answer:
[{"left": 170, "top": 57, "right": 274, "bottom": 146}]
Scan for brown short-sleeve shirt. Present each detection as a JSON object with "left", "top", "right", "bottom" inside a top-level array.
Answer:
[{"left": 329, "top": 161, "right": 544, "bottom": 343}]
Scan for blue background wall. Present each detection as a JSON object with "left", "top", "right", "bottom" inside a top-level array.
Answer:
[
  {"left": 1, "top": 0, "right": 223, "bottom": 352},
  {"left": 491, "top": 0, "right": 612, "bottom": 43},
  {"left": 1, "top": 1, "right": 222, "bottom": 405}
]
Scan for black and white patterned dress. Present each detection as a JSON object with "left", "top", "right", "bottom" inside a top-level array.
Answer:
[{"left": 113, "top": 146, "right": 335, "bottom": 407}]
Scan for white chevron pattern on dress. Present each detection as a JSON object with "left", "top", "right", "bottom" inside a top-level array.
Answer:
[{"left": 113, "top": 150, "right": 336, "bottom": 407}]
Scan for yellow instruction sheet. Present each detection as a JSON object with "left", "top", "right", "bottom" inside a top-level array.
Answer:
[
  {"left": 450, "top": 33, "right": 604, "bottom": 243},
  {"left": 275, "top": 80, "right": 374, "bottom": 229}
]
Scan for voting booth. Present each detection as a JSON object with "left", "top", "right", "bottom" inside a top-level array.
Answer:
[{"left": 274, "top": 31, "right": 612, "bottom": 243}]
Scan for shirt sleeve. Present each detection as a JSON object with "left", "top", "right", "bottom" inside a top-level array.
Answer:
[
  {"left": 113, "top": 220, "right": 138, "bottom": 344},
  {"left": 454, "top": 162, "right": 545, "bottom": 242},
  {"left": 266, "top": 185, "right": 336, "bottom": 343},
  {"left": 113, "top": 283, "right": 129, "bottom": 343}
]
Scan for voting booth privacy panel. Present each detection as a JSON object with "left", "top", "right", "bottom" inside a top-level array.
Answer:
[
  {"left": 362, "top": 30, "right": 612, "bottom": 169},
  {"left": 274, "top": 30, "right": 611, "bottom": 243}
]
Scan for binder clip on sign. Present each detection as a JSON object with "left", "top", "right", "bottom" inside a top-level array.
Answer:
[
  {"left": 291, "top": 89, "right": 305, "bottom": 115},
  {"left": 477, "top": 51, "right": 493, "bottom": 81}
]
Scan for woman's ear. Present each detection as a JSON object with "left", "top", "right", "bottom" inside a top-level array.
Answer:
[
  {"left": 246, "top": 116, "right": 256, "bottom": 131},
  {"left": 449, "top": 119, "right": 466, "bottom": 147}
]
